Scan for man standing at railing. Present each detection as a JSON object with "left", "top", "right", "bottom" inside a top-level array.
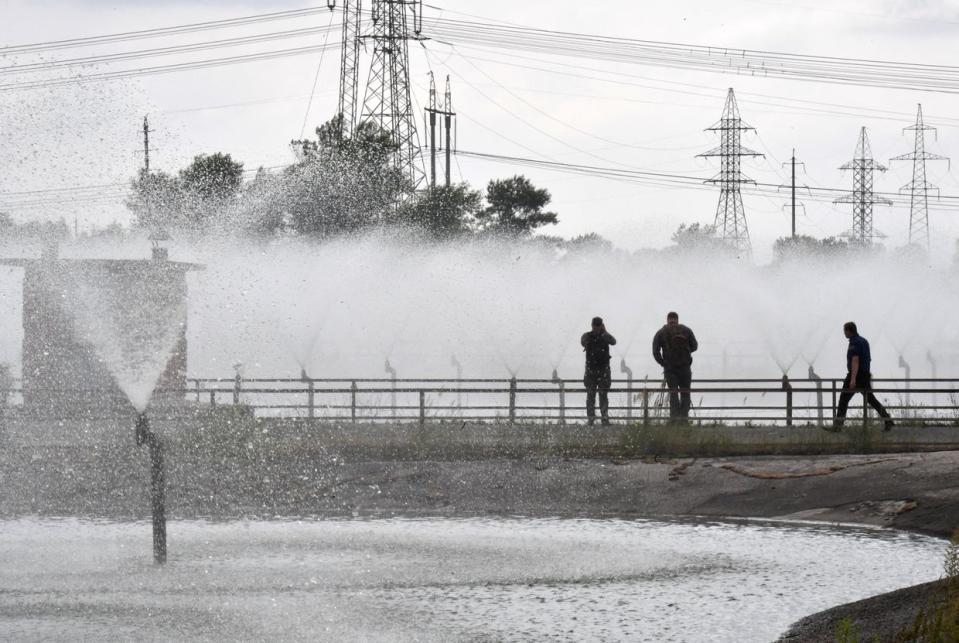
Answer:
[
  {"left": 652, "top": 312, "right": 698, "bottom": 423},
  {"left": 830, "top": 321, "right": 894, "bottom": 432},
  {"left": 582, "top": 317, "right": 616, "bottom": 425}
]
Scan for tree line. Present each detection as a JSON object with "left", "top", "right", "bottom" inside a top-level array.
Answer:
[{"left": 127, "top": 115, "right": 558, "bottom": 240}]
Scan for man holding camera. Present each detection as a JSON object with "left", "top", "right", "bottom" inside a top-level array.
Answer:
[{"left": 581, "top": 316, "right": 617, "bottom": 425}]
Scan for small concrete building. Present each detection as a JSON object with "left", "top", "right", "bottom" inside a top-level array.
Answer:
[{"left": 0, "top": 244, "right": 201, "bottom": 417}]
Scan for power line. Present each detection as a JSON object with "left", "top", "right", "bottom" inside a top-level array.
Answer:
[
  {"left": 454, "top": 150, "right": 959, "bottom": 211},
  {"left": 0, "top": 6, "right": 331, "bottom": 54},
  {"left": 425, "top": 16, "right": 959, "bottom": 94},
  {"left": 0, "top": 24, "right": 343, "bottom": 77},
  {"left": 0, "top": 42, "right": 341, "bottom": 92}
]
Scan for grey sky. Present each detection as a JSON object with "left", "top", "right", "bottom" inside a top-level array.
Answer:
[{"left": 2, "top": 0, "right": 959, "bottom": 262}]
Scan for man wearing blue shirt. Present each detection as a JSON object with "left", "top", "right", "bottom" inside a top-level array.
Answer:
[{"left": 830, "top": 321, "right": 894, "bottom": 432}]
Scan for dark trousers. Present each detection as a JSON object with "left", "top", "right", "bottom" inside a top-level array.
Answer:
[
  {"left": 664, "top": 366, "right": 692, "bottom": 419},
  {"left": 836, "top": 372, "right": 890, "bottom": 421},
  {"left": 584, "top": 367, "right": 611, "bottom": 422}
]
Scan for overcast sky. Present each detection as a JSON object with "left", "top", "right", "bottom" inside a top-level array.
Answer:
[{"left": 2, "top": 0, "right": 959, "bottom": 262}]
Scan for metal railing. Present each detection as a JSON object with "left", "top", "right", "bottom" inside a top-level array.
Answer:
[{"left": 181, "top": 375, "right": 959, "bottom": 427}]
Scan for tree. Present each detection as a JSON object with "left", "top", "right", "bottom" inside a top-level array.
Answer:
[
  {"left": 127, "top": 169, "right": 183, "bottom": 231},
  {"left": 127, "top": 152, "right": 244, "bottom": 232},
  {"left": 475, "top": 175, "right": 558, "bottom": 236},
  {"left": 565, "top": 232, "right": 614, "bottom": 254},
  {"left": 398, "top": 183, "right": 482, "bottom": 239},
  {"left": 284, "top": 116, "right": 409, "bottom": 237},
  {"left": 773, "top": 235, "right": 825, "bottom": 261},
  {"left": 178, "top": 152, "right": 243, "bottom": 202},
  {"left": 237, "top": 167, "right": 288, "bottom": 236},
  {"left": 669, "top": 222, "right": 727, "bottom": 253},
  {"left": 773, "top": 235, "right": 853, "bottom": 262}
]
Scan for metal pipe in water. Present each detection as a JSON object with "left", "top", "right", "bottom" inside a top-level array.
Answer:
[{"left": 135, "top": 413, "right": 167, "bottom": 565}]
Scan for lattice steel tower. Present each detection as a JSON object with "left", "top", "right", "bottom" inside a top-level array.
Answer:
[
  {"left": 834, "top": 127, "right": 891, "bottom": 244},
  {"left": 698, "top": 88, "right": 762, "bottom": 255},
  {"left": 334, "top": 0, "right": 362, "bottom": 135},
  {"left": 331, "top": 0, "right": 426, "bottom": 191},
  {"left": 891, "top": 104, "right": 949, "bottom": 250}
]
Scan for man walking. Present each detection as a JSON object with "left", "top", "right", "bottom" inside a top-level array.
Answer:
[
  {"left": 830, "top": 321, "right": 894, "bottom": 432},
  {"left": 581, "top": 317, "right": 616, "bottom": 425},
  {"left": 652, "top": 312, "right": 698, "bottom": 422}
]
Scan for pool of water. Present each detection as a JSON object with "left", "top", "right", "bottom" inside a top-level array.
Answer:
[{"left": 0, "top": 516, "right": 944, "bottom": 641}]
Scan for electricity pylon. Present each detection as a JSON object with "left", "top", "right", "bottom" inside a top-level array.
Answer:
[
  {"left": 891, "top": 104, "right": 949, "bottom": 250},
  {"left": 835, "top": 127, "right": 891, "bottom": 244},
  {"left": 698, "top": 88, "right": 763, "bottom": 256}
]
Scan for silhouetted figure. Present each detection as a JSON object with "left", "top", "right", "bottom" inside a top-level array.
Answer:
[
  {"left": 581, "top": 317, "right": 616, "bottom": 425},
  {"left": 652, "top": 312, "right": 698, "bottom": 422},
  {"left": 829, "top": 321, "right": 894, "bottom": 432}
]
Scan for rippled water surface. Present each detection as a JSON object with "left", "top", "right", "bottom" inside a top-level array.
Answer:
[{"left": 0, "top": 517, "right": 944, "bottom": 641}]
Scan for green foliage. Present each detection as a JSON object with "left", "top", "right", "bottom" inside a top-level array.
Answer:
[
  {"left": 565, "top": 232, "right": 614, "bottom": 254},
  {"left": 773, "top": 235, "right": 851, "bottom": 262},
  {"left": 284, "top": 117, "right": 409, "bottom": 237},
  {"left": 835, "top": 617, "right": 861, "bottom": 643},
  {"left": 128, "top": 152, "right": 244, "bottom": 232},
  {"left": 0, "top": 213, "right": 71, "bottom": 242},
  {"left": 398, "top": 183, "right": 483, "bottom": 239},
  {"left": 895, "top": 599, "right": 959, "bottom": 641},
  {"left": 669, "top": 223, "right": 730, "bottom": 254},
  {"left": 474, "top": 175, "right": 558, "bottom": 236},
  {"left": 946, "top": 530, "right": 959, "bottom": 582}
]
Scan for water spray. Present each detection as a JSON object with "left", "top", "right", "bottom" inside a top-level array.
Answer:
[
  {"left": 898, "top": 355, "right": 911, "bottom": 406},
  {"left": 807, "top": 363, "right": 824, "bottom": 427},
  {"left": 619, "top": 358, "right": 633, "bottom": 420},
  {"left": 450, "top": 354, "right": 462, "bottom": 410},
  {"left": 135, "top": 412, "right": 166, "bottom": 565},
  {"left": 384, "top": 358, "right": 397, "bottom": 419},
  {"left": 927, "top": 350, "right": 938, "bottom": 405},
  {"left": 551, "top": 368, "right": 566, "bottom": 425}
]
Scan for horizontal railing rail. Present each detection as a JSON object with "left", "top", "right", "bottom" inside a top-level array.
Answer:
[{"left": 3, "top": 376, "right": 958, "bottom": 426}]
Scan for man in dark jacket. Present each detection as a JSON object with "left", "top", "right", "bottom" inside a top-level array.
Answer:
[
  {"left": 830, "top": 321, "right": 894, "bottom": 432},
  {"left": 652, "top": 311, "right": 698, "bottom": 421},
  {"left": 581, "top": 316, "right": 616, "bottom": 425}
]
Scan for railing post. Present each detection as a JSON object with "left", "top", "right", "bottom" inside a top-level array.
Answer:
[
  {"left": 233, "top": 372, "right": 242, "bottom": 406},
  {"left": 307, "top": 380, "right": 315, "bottom": 419},
  {"left": 419, "top": 390, "right": 426, "bottom": 425},
  {"left": 642, "top": 377, "right": 650, "bottom": 427},
  {"left": 831, "top": 379, "right": 837, "bottom": 420},
  {"left": 209, "top": 390, "right": 216, "bottom": 407},
  {"left": 350, "top": 380, "right": 358, "bottom": 424},
  {"left": 781, "top": 375, "right": 793, "bottom": 427},
  {"left": 194, "top": 379, "right": 200, "bottom": 405},
  {"left": 808, "top": 365, "right": 823, "bottom": 428},
  {"left": 508, "top": 377, "right": 517, "bottom": 423},
  {"left": 862, "top": 385, "right": 869, "bottom": 430}
]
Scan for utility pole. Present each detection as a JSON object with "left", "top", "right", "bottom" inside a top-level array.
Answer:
[
  {"left": 698, "top": 88, "right": 763, "bottom": 257},
  {"left": 444, "top": 76, "right": 454, "bottom": 187},
  {"left": 142, "top": 115, "right": 151, "bottom": 172},
  {"left": 780, "top": 149, "right": 806, "bottom": 239},
  {"left": 424, "top": 73, "right": 456, "bottom": 188},
  {"left": 891, "top": 104, "right": 949, "bottom": 251},
  {"left": 835, "top": 127, "right": 891, "bottom": 245}
]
